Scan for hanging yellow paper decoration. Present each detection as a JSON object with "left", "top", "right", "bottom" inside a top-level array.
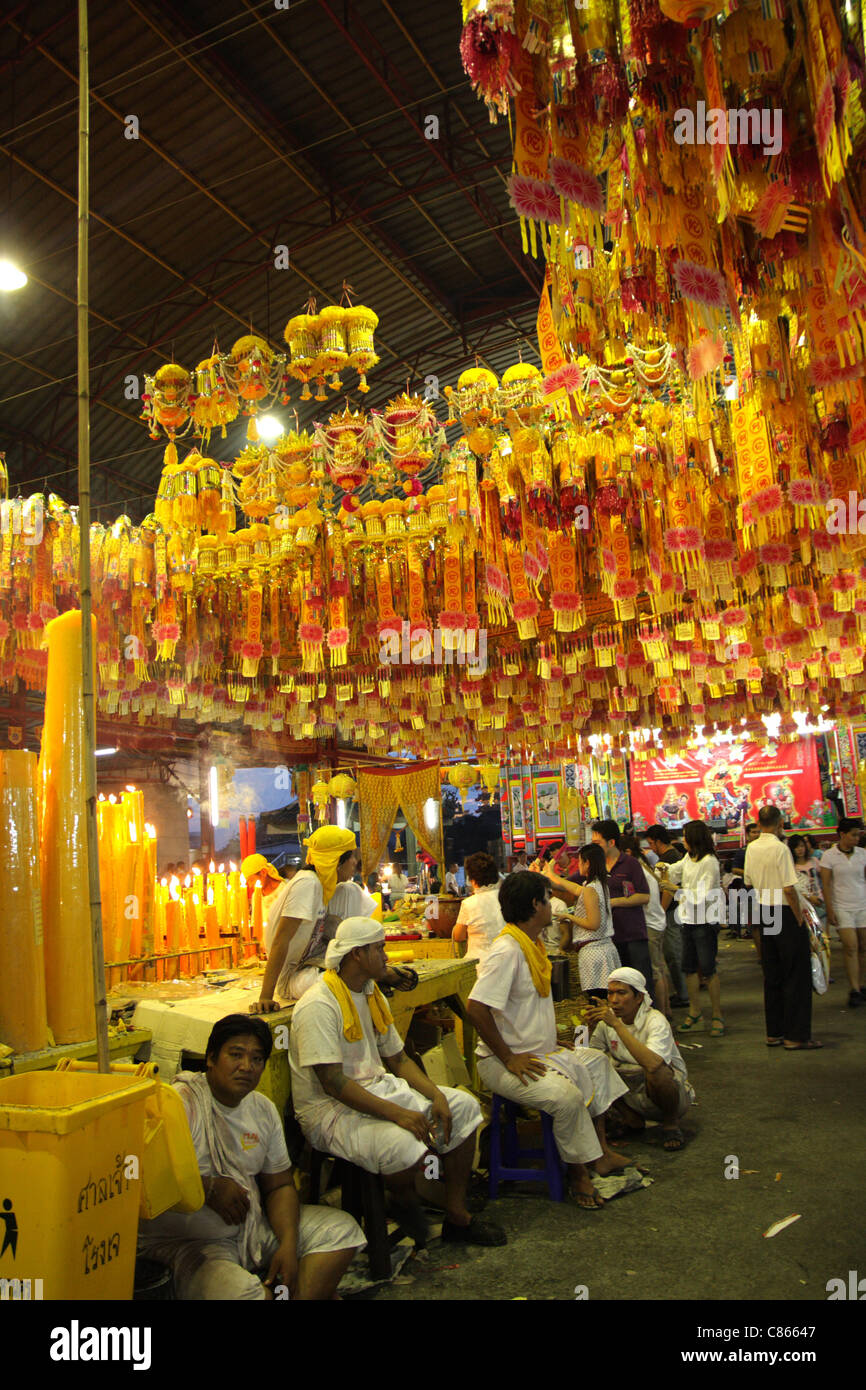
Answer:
[
  {"left": 192, "top": 354, "right": 238, "bottom": 443},
  {"left": 448, "top": 762, "right": 478, "bottom": 798},
  {"left": 228, "top": 335, "right": 279, "bottom": 438},
  {"left": 344, "top": 305, "right": 379, "bottom": 392},
  {"left": 328, "top": 772, "right": 358, "bottom": 801},
  {"left": 478, "top": 761, "right": 501, "bottom": 793},
  {"left": 143, "top": 363, "right": 192, "bottom": 467},
  {"left": 317, "top": 305, "right": 350, "bottom": 391},
  {"left": 284, "top": 308, "right": 320, "bottom": 401},
  {"left": 311, "top": 776, "right": 332, "bottom": 822}
]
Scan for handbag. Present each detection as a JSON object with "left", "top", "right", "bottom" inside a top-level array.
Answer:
[{"left": 802, "top": 900, "right": 830, "bottom": 995}]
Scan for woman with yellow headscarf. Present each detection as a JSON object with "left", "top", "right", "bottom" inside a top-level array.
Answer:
[{"left": 251, "top": 826, "right": 358, "bottom": 1013}]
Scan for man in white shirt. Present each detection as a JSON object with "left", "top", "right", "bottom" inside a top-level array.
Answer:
[
  {"left": 289, "top": 917, "right": 505, "bottom": 1247},
  {"left": 241, "top": 855, "right": 296, "bottom": 944},
  {"left": 452, "top": 852, "right": 505, "bottom": 962},
  {"left": 585, "top": 968, "right": 694, "bottom": 1151},
  {"left": 252, "top": 827, "right": 363, "bottom": 1012},
  {"left": 744, "top": 805, "right": 821, "bottom": 1049},
  {"left": 138, "top": 1014, "right": 365, "bottom": 1299},
  {"left": 819, "top": 816, "right": 866, "bottom": 1007},
  {"left": 467, "top": 871, "right": 632, "bottom": 1210},
  {"left": 444, "top": 863, "right": 461, "bottom": 896}
]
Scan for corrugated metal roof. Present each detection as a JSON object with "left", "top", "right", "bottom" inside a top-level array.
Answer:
[{"left": 0, "top": 0, "right": 540, "bottom": 508}]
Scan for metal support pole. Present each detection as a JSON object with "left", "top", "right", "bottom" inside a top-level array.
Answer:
[{"left": 77, "top": 0, "right": 110, "bottom": 1073}]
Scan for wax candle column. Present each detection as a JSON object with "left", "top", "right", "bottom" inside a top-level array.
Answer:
[
  {"left": 211, "top": 861, "right": 229, "bottom": 928},
  {"left": 250, "top": 881, "right": 264, "bottom": 948},
  {"left": 228, "top": 861, "right": 241, "bottom": 925},
  {"left": 205, "top": 886, "right": 221, "bottom": 968}
]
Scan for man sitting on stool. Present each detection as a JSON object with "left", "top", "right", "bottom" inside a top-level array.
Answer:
[
  {"left": 289, "top": 917, "right": 506, "bottom": 1247},
  {"left": 137, "top": 1014, "right": 365, "bottom": 1299},
  {"left": 467, "top": 871, "right": 633, "bottom": 1210},
  {"left": 585, "top": 968, "right": 694, "bottom": 1152}
]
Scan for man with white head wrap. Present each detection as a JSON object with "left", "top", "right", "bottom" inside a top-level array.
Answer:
[
  {"left": 289, "top": 917, "right": 506, "bottom": 1247},
  {"left": 585, "top": 967, "right": 695, "bottom": 1152}
]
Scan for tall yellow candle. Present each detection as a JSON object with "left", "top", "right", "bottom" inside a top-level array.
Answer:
[
  {"left": 205, "top": 888, "right": 220, "bottom": 968},
  {"left": 0, "top": 750, "right": 50, "bottom": 1053},
  {"left": 239, "top": 872, "right": 249, "bottom": 933},
  {"left": 250, "top": 882, "right": 264, "bottom": 945},
  {"left": 228, "top": 861, "right": 241, "bottom": 925},
  {"left": 38, "top": 609, "right": 97, "bottom": 1043},
  {"left": 210, "top": 860, "right": 229, "bottom": 927}
]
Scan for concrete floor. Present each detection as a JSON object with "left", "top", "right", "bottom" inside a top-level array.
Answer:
[{"left": 363, "top": 936, "right": 866, "bottom": 1302}]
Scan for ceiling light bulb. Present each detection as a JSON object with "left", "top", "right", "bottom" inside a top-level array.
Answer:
[
  {"left": 257, "top": 414, "right": 283, "bottom": 440},
  {"left": 0, "top": 258, "right": 27, "bottom": 291}
]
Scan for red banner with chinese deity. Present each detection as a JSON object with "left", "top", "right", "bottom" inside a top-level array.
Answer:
[{"left": 630, "top": 739, "right": 830, "bottom": 832}]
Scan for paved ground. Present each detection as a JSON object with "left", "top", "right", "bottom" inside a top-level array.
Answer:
[{"left": 362, "top": 936, "right": 866, "bottom": 1302}]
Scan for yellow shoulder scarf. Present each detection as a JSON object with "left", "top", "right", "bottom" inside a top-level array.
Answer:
[
  {"left": 323, "top": 969, "right": 394, "bottom": 1041},
  {"left": 497, "top": 924, "right": 552, "bottom": 997}
]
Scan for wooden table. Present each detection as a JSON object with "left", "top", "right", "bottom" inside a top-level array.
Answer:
[{"left": 0, "top": 1028, "right": 153, "bottom": 1076}]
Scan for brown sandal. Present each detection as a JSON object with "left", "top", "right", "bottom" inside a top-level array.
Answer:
[{"left": 783, "top": 1039, "right": 824, "bottom": 1050}]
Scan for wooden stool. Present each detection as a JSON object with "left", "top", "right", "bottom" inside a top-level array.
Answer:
[{"left": 308, "top": 1149, "right": 395, "bottom": 1281}]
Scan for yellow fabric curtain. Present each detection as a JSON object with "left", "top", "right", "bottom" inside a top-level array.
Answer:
[{"left": 359, "top": 759, "right": 443, "bottom": 878}]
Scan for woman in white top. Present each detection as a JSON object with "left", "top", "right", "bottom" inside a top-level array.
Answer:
[
  {"left": 659, "top": 820, "right": 725, "bottom": 1037},
  {"left": 622, "top": 834, "right": 671, "bottom": 1019},
  {"left": 452, "top": 852, "right": 505, "bottom": 963},
  {"left": 555, "top": 843, "right": 620, "bottom": 998}
]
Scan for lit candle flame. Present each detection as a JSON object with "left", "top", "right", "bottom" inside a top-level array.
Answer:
[
  {"left": 109, "top": 794, "right": 117, "bottom": 804},
  {"left": 209, "top": 860, "right": 216, "bottom": 873},
  {"left": 184, "top": 874, "right": 191, "bottom": 888},
  {"left": 125, "top": 784, "right": 136, "bottom": 792},
  {"left": 207, "top": 886, "right": 215, "bottom": 905},
  {"left": 191, "top": 865, "right": 203, "bottom": 876},
  {"left": 218, "top": 862, "right": 225, "bottom": 873},
  {"left": 145, "top": 823, "right": 156, "bottom": 839},
  {"left": 169, "top": 876, "right": 180, "bottom": 900},
  {"left": 229, "top": 861, "right": 237, "bottom": 872}
]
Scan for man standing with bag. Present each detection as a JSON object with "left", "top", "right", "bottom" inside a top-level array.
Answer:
[{"left": 744, "top": 805, "right": 822, "bottom": 1050}]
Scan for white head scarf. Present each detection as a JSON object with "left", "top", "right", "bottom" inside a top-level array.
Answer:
[
  {"left": 607, "top": 966, "right": 654, "bottom": 1025},
  {"left": 325, "top": 916, "right": 385, "bottom": 970}
]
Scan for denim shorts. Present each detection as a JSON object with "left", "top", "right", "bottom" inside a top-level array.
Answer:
[{"left": 681, "top": 923, "right": 719, "bottom": 977}]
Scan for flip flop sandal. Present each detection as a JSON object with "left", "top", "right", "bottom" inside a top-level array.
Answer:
[
  {"left": 567, "top": 1190, "right": 605, "bottom": 1210},
  {"left": 661, "top": 1127, "right": 685, "bottom": 1151},
  {"left": 765, "top": 1037, "right": 783, "bottom": 1047},
  {"left": 783, "top": 1040, "right": 824, "bottom": 1050},
  {"left": 440, "top": 1216, "right": 507, "bottom": 1245},
  {"left": 709, "top": 1018, "right": 726, "bottom": 1037},
  {"left": 677, "top": 1014, "right": 704, "bottom": 1032}
]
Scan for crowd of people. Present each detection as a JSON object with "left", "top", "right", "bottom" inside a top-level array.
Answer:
[{"left": 139, "top": 810, "right": 865, "bottom": 1299}]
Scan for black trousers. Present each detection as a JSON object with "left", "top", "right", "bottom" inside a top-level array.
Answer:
[
  {"left": 762, "top": 906, "right": 812, "bottom": 1042},
  {"left": 614, "top": 938, "right": 656, "bottom": 1004}
]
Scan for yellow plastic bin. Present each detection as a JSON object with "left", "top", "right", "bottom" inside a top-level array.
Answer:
[
  {"left": 0, "top": 1068, "right": 156, "bottom": 1300},
  {"left": 56, "top": 1061, "right": 204, "bottom": 1222}
]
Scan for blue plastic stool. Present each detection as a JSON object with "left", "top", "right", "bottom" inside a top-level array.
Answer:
[{"left": 488, "top": 1094, "right": 565, "bottom": 1201}]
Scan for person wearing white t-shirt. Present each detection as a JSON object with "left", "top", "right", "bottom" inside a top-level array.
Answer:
[
  {"left": 467, "top": 870, "right": 632, "bottom": 1210},
  {"left": 744, "top": 805, "right": 820, "bottom": 1048},
  {"left": 820, "top": 817, "right": 866, "bottom": 1007},
  {"left": 658, "top": 821, "right": 726, "bottom": 1037},
  {"left": 585, "top": 968, "right": 694, "bottom": 1152},
  {"left": 252, "top": 826, "right": 358, "bottom": 1012},
  {"left": 290, "top": 917, "right": 504, "bottom": 1248},
  {"left": 444, "top": 863, "right": 461, "bottom": 896},
  {"left": 452, "top": 852, "right": 505, "bottom": 963},
  {"left": 137, "top": 1014, "right": 365, "bottom": 1299}
]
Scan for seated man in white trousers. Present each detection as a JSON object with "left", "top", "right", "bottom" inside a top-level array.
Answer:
[
  {"left": 467, "top": 871, "right": 633, "bottom": 1209},
  {"left": 138, "top": 1015, "right": 365, "bottom": 1299},
  {"left": 290, "top": 917, "right": 506, "bottom": 1246},
  {"left": 585, "top": 968, "right": 694, "bottom": 1152}
]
